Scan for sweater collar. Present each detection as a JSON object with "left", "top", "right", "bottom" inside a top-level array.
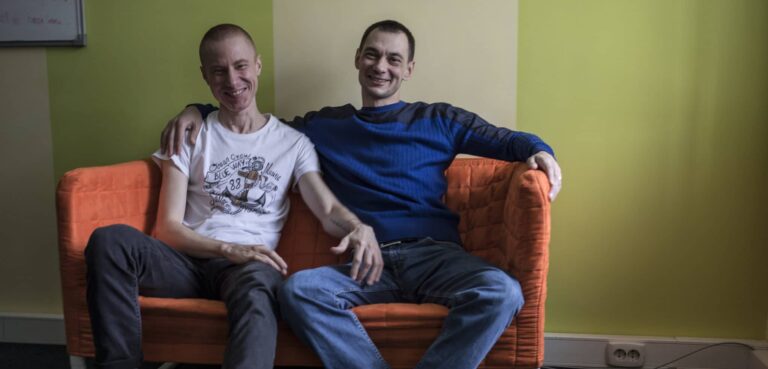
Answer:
[{"left": 359, "top": 101, "right": 407, "bottom": 114}]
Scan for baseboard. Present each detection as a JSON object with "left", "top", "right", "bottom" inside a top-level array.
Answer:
[
  {"left": 0, "top": 313, "right": 65, "bottom": 345},
  {"left": 0, "top": 315, "right": 765, "bottom": 368},
  {"left": 545, "top": 333, "right": 768, "bottom": 369},
  {"left": 750, "top": 350, "right": 768, "bottom": 369}
]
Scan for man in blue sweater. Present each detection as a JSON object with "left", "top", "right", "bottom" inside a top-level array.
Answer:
[{"left": 162, "top": 19, "right": 561, "bottom": 369}]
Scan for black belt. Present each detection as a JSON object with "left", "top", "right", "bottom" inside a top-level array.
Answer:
[{"left": 379, "top": 238, "right": 422, "bottom": 248}]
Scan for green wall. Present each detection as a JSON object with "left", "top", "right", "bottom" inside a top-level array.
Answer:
[
  {"left": 42, "top": 0, "right": 767, "bottom": 340},
  {"left": 518, "top": 0, "right": 768, "bottom": 339},
  {"left": 47, "top": 1, "right": 274, "bottom": 179}
]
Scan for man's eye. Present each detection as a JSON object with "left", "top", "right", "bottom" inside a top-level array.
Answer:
[
  {"left": 236, "top": 64, "right": 248, "bottom": 70},
  {"left": 389, "top": 58, "right": 401, "bottom": 65}
]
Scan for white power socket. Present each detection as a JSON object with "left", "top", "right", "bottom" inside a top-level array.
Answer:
[{"left": 606, "top": 342, "right": 646, "bottom": 367}]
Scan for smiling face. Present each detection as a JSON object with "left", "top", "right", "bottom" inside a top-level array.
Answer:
[
  {"left": 200, "top": 34, "right": 262, "bottom": 114},
  {"left": 355, "top": 29, "right": 415, "bottom": 107}
]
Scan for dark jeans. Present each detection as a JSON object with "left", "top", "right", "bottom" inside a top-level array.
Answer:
[{"left": 85, "top": 224, "right": 282, "bottom": 369}]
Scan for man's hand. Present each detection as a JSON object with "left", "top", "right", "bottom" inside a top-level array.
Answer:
[
  {"left": 220, "top": 243, "right": 288, "bottom": 275},
  {"left": 330, "top": 224, "right": 382, "bottom": 286},
  {"left": 161, "top": 106, "right": 204, "bottom": 156},
  {"left": 526, "top": 151, "right": 562, "bottom": 201}
]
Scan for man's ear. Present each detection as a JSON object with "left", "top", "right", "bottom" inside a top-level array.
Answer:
[
  {"left": 403, "top": 60, "right": 415, "bottom": 81},
  {"left": 354, "top": 48, "right": 361, "bottom": 70},
  {"left": 200, "top": 65, "right": 208, "bottom": 83},
  {"left": 255, "top": 55, "right": 263, "bottom": 76}
]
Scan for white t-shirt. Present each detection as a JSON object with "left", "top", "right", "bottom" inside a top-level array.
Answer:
[{"left": 153, "top": 112, "right": 320, "bottom": 249}]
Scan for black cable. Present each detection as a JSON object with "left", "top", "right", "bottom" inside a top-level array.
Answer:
[
  {"left": 541, "top": 341, "right": 756, "bottom": 369},
  {"left": 652, "top": 341, "right": 756, "bottom": 369}
]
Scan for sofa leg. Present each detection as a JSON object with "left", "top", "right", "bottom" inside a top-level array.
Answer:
[
  {"left": 157, "top": 363, "right": 178, "bottom": 369},
  {"left": 68, "top": 355, "right": 86, "bottom": 369}
]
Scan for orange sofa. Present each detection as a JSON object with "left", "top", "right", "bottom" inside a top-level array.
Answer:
[{"left": 57, "top": 157, "right": 551, "bottom": 368}]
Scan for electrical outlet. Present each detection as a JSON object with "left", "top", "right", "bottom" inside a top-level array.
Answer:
[{"left": 606, "top": 342, "right": 646, "bottom": 367}]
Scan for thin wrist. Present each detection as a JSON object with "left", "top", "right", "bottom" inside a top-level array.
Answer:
[
  {"left": 349, "top": 221, "right": 366, "bottom": 232},
  {"left": 217, "top": 242, "right": 231, "bottom": 257}
]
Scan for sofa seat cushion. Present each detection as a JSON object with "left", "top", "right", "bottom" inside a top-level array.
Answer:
[{"left": 136, "top": 297, "right": 452, "bottom": 363}]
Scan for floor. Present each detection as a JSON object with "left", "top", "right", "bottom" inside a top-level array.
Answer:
[
  {"left": 2, "top": 342, "right": 737, "bottom": 369},
  {"left": 0, "top": 342, "right": 315, "bottom": 369}
]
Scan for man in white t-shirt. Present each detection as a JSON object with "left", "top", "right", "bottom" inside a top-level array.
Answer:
[{"left": 84, "top": 24, "right": 381, "bottom": 369}]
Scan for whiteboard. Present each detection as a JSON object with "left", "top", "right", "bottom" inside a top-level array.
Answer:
[{"left": 0, "top": 0, "right": 85, "bottom": 46}]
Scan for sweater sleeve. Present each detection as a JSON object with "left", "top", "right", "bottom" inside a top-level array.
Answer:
[
  {"left": 191, "top": 103, "right": 218, "bottom": 119},
  {"left": 443, "top": 104, "right": 555, "bottom": 162}
]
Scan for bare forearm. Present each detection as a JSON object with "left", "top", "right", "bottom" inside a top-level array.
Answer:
[
  {"left": 156, "top": 222, "right": 224, "bottom": 259},
  {"left": 322, "top": 203, "right": 364, "bottom": 238}
]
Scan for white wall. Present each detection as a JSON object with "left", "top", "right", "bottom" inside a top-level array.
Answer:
[{"left": 273, "top": 0, "right": 519, "bottom": 128}]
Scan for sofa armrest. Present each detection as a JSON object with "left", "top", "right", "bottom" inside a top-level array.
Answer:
[
  {"left": 502, "top": 163, "right": 551, "bottom": 366},
  {"left": 444, "top": 158, "right": 550, "bottom": 366},
  {"left": 56, "top": 159, "right": 161, "bottom": 356},
  {"left": 503, "top": 164, "right": 551, "bottom": 276}
]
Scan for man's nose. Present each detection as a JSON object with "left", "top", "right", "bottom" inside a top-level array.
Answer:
[
  {"left": 226, "top": 68, "right": 238, "bottom": 85},
  {"left": 373, "top": 57, "right": 387, "bottom": 72}
]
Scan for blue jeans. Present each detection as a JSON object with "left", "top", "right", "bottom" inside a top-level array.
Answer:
[{"left": 279, "top": 238, "right": 524, "bottom": 369}]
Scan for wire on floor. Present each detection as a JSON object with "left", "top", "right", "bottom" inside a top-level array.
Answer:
[
  {"left": 541, "top": 341, "right": 755, "bottom": 369},
  {"left": 652, "top": 341, "right": 755, "bottom": 369}
]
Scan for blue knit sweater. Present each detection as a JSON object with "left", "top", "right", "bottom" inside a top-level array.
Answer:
[{"left": 197, "top": 101, "right": 554, "bottom": 245}]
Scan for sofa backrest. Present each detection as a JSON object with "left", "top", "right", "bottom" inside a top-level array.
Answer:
[
  {"left": 275, "top": 158, "right": 524, "bottom": 273},
  {"left": 57, "top": 158, "right": 530, "bottom": 276}
]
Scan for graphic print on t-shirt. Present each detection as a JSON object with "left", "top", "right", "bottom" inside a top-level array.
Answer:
[{"left": 203, "top": 154, "right": 281, "bottom": 215}]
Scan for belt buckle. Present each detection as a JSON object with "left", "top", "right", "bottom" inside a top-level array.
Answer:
[
  {"left": 379, "top": 240, "right": 403, "bottom": 248},
  {"left": 380, "top": 238, "right": 420, "bottom": 248}
]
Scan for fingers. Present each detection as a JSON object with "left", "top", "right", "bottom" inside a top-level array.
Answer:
[
  {"left": 540, "top": 155, "right": 562, "bottom": 202},
  {"left": 255, "top": 253, "right": 283, "bottom": 273},
  {"left": 174, "top": 119, "right": 185, "bottom": 157},
  {"left": 331, "top": 225, "right": 383, "bottom": 285},
  {"left": 349, "top": 243, "right": 383, "bottom": 286},
  {"left": 265, "top": 250, "right": 288, "bottom": 275},
  {"left": 365, "top": 248, "right": 383, "bottom": 286},
  {"left": 548, "top": 162, "right": 562, "bottom": 201},
  {"left": 224, "top": 244, "right": 288, "bottom": 275},
  {"left": 161, "top": 123, "right": 171, "bottom": 156},
  {"left": 256, "top": 247, "right": 287, "bottom": 275},
  {"left": 350, "top": 245, "right": 363, "bottom": 281},
  {"left": 528, "top": 152, "right": 562, "bottom": 202},
  {"left": 330, "top": 236, "right": 350, "bottom": 255},
  {"left": 526, "top": 155, "right": 538, "bottom": 170},
  {"left": 189, "top": 121, "right": 201, "bottom": 146},
  {"left": 357, "top": 246, "right": 374, "bottom": 284}
]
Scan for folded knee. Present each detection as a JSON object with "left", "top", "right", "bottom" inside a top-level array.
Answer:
[
  {"left": 225, "top": 263, "right": 284, "bottom": 301},
  {"left": 278, "top": 270, "right": 315, "bottom": 302},
  {"left": 85, "top": 224, "right": 139, "bottom": 263},
  {"left": 496, "top": 275, "right": 524, "bottom": 313},
  {"left": 460, "top": 271, "right": 524, "bottom": 313},
  {"left": 278, "top": 268, "right": 338, "bottom": 310}
]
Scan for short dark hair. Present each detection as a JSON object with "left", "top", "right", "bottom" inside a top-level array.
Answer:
[
  {"left": 199, "top": 23, "right": 257, "bottom": 65},
  {"left": 358, "top": 20, "right": 415, "bottom": 61}
]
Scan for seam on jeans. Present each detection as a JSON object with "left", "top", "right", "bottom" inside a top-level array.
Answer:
[
  {"left": 332, "top": 285, "right": 398, "bottom": 296},
  {"left": 329, "top": 287, "right": 396, "bottom": 368},
  {"left": 332, "top": 287, "right": 402, "bottom": 311},
  {"left": 417, "top": 291, "right": 455, "bottom": 306},
  {"left": 348, "top": 310, "right": 391, "bottom": 368},
  {"left": 133, "top": 274, "right": 142, "bottom": 363}
]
